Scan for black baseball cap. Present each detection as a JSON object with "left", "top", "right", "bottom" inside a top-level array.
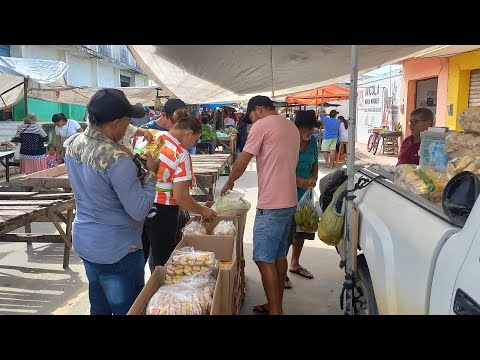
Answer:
[
  {"left": 329, "top": 109, "right": 339, "bottom": 117},
  {"left": 87, "top": 89, "right": 142, "bottom": 124},
  {"left": 245, "top": 95, "right": 274, "bottom": 119},
  {"left": 162, "top": 98, "right": 187, "bottom": 116}
]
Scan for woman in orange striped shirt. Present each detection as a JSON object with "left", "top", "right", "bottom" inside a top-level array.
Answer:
[{"left": 142, "top": 109, "right": 217, "bottom": 271}]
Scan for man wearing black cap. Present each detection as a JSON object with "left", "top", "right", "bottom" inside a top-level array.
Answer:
[
  {"left": 64, "top": 88, "right": 159, "bottom": 315},
  {"left": 221, "top": 95, "right": 300, "bottom": 315},
  {"left": 130, "top": 103, "right": 150, "bottom": 127},
  {"left": 143, "top": 98, "right": 187, "bottom": 131}
]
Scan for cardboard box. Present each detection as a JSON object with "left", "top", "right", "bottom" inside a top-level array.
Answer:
[
  {"left": 178, "top": 234, "right": 237, "bottom": 315},
  {"left": 128, "top": 233, "right": 237, "bottom": 315}
]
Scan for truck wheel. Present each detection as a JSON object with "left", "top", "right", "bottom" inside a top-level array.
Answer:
[{"left": 354, "top": 255, "right": 379, "bottom": 315}]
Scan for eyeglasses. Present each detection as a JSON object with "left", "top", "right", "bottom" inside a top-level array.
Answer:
[{"left": 409, "top": 119, "right": 428, "bottom": 126}]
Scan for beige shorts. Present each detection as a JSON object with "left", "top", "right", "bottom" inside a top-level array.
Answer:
[{"left": 321, "top": 138, "right": 337, "bottom": 152}]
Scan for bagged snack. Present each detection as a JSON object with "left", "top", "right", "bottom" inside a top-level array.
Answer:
[
  {"left": 444, "top": 131, "right": 480, "bottom": 159},
  {"left": 419, "top": 129, "right": 449, "bottom": 172},
  {"left": 212, "top": 220, "right": 236, "bottom": 236},
  {"left": 164, "top": 246, "right": 218, "bottom": 285},
  {"left": 146, "top": 274, "right": 215, "bottom": 315},
  {"left": 447, "top": 155, "right": 480, "bottom": 179},
  {"left": 182, "top": 221, "right": 208, "bottom": 236},
  {"left": 457, "top": 106, "right": 480, "bottom": 133},
  {"left": 394, "top": 164, "right": 445, "bottom": 201},
  {"left": 134, "top": 133, "right": 164, "bottom": 159},
  {"left": 211, "top": 190, "right": 251, "bottom": 216},
  {"left": 294, "top": 189, "right": 320, "bottom": 233}
]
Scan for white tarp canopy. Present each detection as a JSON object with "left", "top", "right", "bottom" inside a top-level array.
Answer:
[
  {"left": 0, "top": 56, "right": 69, "bottom": 109},
  {"left": 0, "top": 56, "right": 169, "bottom": 110},
  {"left": 128, "top": 45, "right": 443, "bottom": 104}
]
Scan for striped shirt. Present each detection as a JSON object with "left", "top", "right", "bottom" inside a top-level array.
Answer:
[{"left": 150, "top": 131, "right": 194, "bottom": 206}]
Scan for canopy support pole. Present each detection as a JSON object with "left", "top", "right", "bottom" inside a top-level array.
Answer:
[
  {"left": 344, "top": 45, "right": 358, "bottom": 315},
  {"left": 23, "top": 78, "right": 28, "bottom": 115}
]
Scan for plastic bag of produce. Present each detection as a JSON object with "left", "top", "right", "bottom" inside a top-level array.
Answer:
[
  {"left": 444, "top": 131, "right": 480, "bottom": 159},
  {"left": 294, "top": 189, "right": 320, "bottom": 234},
  {"left": 146, "top": 273, "right": 215, "bottom": 315},
  {"left": 211, "top": 190, "right": 251, "bottom": 216},
  {"left": 212, "top": 220, "right": 236, "bottom": 236},
  {"left": 317, "top": 180, "right": 347, "bottom": 246},
  {"left": 457, "top": 106, "right": 480, "bottom": 133},
  {"left": 394, "top": 164, "right": 429, "bottom": 195},
  {"left": 164, "top": 246, "right": 218, "bottom": 285}
]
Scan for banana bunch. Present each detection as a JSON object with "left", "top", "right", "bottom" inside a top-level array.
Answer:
[
  {"left": 294, "top": 205, "right": 319, "bottom": 233},
  {"left": 394, "top": 122, "right": 402, "bottom": 131}
]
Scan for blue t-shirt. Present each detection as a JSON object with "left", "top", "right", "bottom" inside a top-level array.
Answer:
[
  {"left": 143, "top": 120, "right": 167, "bottom": 131},
  {"left": 296, "top": 136, "right": 319, "bottom": 201},
  {"left": 144, "top": 121, "right": 196, "bottom": 153},
  {"left": 320, "top": 114, "right": 340, "bottom": 140}
]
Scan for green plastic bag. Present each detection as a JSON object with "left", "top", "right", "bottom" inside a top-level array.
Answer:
[{"left": 317, "top": 180, "right": 347, "bottom": 246}]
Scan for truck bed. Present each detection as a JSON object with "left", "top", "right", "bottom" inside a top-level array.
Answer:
[{"left": 353, "top": 167, "right": 459, "bottom": 314}]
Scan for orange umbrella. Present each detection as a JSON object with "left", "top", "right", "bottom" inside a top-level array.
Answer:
[{"left": 285, "top": 84, "right": 350, "bottom": 105}]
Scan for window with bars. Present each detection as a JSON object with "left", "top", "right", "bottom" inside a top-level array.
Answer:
[
  {"left": 120, "top": 75, "right": 131, "bottom": 87},
  {"left": 98, "top": 45, "right": 111, "bottom": 57},
  {"left": 120, "top": 46, "right": 129, "bottom": 64}
]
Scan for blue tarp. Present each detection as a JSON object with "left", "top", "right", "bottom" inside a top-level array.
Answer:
[{"left": 200, "top": 103, "right": 231, "bottom": 108}]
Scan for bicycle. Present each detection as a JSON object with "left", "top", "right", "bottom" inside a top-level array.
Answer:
[{"left": 367, "top": 125, "right": 389, "bottom": 155}]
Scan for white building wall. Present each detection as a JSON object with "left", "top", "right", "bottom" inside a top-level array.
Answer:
[
  {"left": 97, "top": 63, "right": 116, "bottom": 88},
  {"left": 21, "top": 45, "right": 59, "bottom": 61},
  {"left": 65, "top": 53, "right": 92, "bottom": 86}
]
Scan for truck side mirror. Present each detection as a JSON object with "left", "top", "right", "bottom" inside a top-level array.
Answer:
[{"left": 442, "top": 171, "right": 480, "bottom": 227}]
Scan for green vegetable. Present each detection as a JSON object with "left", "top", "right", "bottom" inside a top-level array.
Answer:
[{"left": 200, "top": 125, "right": 217, "bottom": 142}]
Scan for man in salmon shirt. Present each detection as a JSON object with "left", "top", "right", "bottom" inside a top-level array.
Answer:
[{"left": 222, "top": 95, "right": 300, "bottom": 315}]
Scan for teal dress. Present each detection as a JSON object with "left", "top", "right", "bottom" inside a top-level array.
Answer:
[{"left": 296, "top": 137, "right": 319, "bottom": 201}]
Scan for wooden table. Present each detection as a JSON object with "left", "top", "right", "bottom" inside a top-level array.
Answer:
[
  {"left": 216, "top": 135, "right": 237, "bottom": 156},
  {"left": 0, "top": 151, "right": 16, "bottom": 182},
  {"left": 9, "top": 164, "right": 70, "bottom": 191},
  {"left": 0, "top": 191, "right": 76, "bottom": 268},
  {"left": 191, "top": 154, "right": 232, "bottom": 201}
]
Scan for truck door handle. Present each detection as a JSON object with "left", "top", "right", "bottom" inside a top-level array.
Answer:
[{"left": 453, "top": 289, "right": 480, "bottom": 315}]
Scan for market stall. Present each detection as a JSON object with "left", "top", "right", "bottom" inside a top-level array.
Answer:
[{"left": 191, "top": 154, "right": 232, "bottom": 201}]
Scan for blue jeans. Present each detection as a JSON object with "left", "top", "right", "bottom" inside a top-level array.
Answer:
[
  {"left": 253, "top": 207, "right": 296, "bottom": 264},
  {"left": 82, "top": 250, "right": 145, "bottom": 315}
]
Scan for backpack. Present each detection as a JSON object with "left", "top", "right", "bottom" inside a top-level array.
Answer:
[{"left": 319, "top": 169, "right": 348, "bottom": 212}]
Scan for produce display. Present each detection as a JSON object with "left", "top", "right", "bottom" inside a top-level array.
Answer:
[
  {"left": 146, "top": 274, "right": 215, "bottom": 315},
  {"left": 224, "top": 128, "right": 238, "bottom": 136},
  {"left": 200, "top": 125, "right": 217, "bottom": 142},
  {"left": 457, "top": 106, "right": 480, "bottom": 133},
  {"left": 164, "top": 247, "right": 217, "bottom": 285},
  {"left": 212, "top": 220, "right": 236, "bottom": 236}
]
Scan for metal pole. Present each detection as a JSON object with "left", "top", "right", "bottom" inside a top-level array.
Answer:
[
  {"left": 23, "top": 78, "right": 28, "bottom": 116},
  {"left": 344, "top": 45, "right": 358, "bottom": 315}
]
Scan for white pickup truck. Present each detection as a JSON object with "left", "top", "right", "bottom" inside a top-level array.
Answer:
[{"left": 332, "top": 166, "right": 480, "bottom": 315}]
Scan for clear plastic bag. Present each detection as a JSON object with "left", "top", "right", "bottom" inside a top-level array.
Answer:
[
  {"left": 146, "top": 274, "right": 215, "bottom": 315},
  {"left": 444, "top": 132, "right": 480, "bottom": 159},
  {"left": 394, "top": 164, "right": 429, "bottom": 195},
  {"left": 294, "top": 189, "right": 320, "bottom": 234},
  {"left": 457, "top": 106, "right": 480, "bottom": 133},
  {"left": 212, "top": 220, "right": 236, "bottom": 236},
  {"left": 164, "top": 246, "right": 218, "bottom": 285},
  {"left": 182, "top": 221, "right": 208, "bottom": 236},
  {"left": 210, "top": 190, "right": 251, "bottom": 216},
  {"left": 447, "top": 155, "right": 480, "bottom": 179}
]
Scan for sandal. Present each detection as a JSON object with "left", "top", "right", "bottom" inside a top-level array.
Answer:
[
  {"left": 289, "top": 267, "right": 314, "bottom": 279},
  {"left": 253, "top": 304, "right": 269, "bottom": 314},
  {"left": 285, "top": 276, "right": 292, "bottom": 289}
]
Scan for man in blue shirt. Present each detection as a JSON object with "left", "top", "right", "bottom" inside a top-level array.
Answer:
[
  {"left": 65, "top": 89, "right": 159, "bottom": 315},
  {"left": 319, "top": 109, "right": 341, "bottom": 168}
]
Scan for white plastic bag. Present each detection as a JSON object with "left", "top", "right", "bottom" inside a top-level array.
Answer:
[
  {"left": 210, "top": 190, "right": 251, "bottom": 216},
  {"left": 212, "top": 220, "right": 236, "bottom": 236}
]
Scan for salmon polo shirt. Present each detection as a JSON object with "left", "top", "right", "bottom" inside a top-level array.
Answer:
[{"left": 243, "top": 114, "right": 300, "bottom": 209}]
